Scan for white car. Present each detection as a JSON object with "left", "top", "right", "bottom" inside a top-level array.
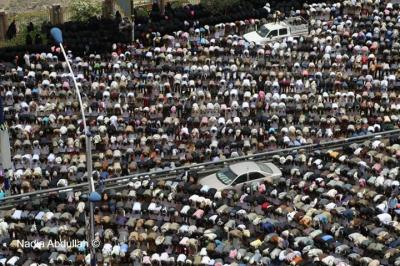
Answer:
[
  {"left": 199, "top": 161, "right": 282, "bottom": 190},
  {"left": 243, "top": 17, "right": 308, "bottom": 45}
]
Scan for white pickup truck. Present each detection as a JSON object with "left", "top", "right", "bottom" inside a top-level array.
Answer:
[{"left": 243, "top": 17, "right": 309, "bottom": 44}]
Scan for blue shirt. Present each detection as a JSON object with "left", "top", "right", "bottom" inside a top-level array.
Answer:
[
  {"left": 120, "top": 243, "right": 128, "bottom": 253},
  {"left": 78, "top": 241, "right": 88, "bottom": 252}
]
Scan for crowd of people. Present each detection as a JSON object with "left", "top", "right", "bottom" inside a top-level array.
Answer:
[
  {"left": 0, "top": 0, "right": 400, "bottom": 264},
  {"left": 1, "top": 135, "right": 400, "bottom": 265},
  {"left": 1, "top": 0, "right": 400, "bottom": 194}
]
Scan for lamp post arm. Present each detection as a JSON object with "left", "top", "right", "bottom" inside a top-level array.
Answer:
[
  {"left": 59, "top": 44, "right": 88, "bottom": 133},
  {"left": 51, "top": 27, "right": 98, "bottom": 266},
  {"left": 59, "top": 43, "right": 94, "bottom": 193}
]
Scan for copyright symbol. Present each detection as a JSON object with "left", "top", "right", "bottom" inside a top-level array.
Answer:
[{"left": 91, "top": 239, "right": 101, "bottom": 249}]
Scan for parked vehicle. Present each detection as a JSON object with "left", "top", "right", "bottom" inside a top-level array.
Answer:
[
  {"left": 199, "top": 161, "right": 282, "bottom": 190},
  {"left": 243, "top": 17, "right": 308, "bottom": 44}
]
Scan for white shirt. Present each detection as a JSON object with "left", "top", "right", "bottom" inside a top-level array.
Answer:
[{"left": 102, "top": 243, "right": 112, "bottom": 257}]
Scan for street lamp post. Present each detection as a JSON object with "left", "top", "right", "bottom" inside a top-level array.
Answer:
[{"left": 50, "top": 27, "right": 101, "bottom": 266}]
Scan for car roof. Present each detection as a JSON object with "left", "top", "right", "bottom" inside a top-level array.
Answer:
[
  {"left": 229, "top": 161, "right": 262, "bottom": 175},
  {"left": 263, "top": 22, "right": 287, "bottom": 30}
]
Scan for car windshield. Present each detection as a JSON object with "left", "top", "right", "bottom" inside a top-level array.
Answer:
[
  {"left": 257, "top": 163, "right": 273, "bottom": 173},
  {"left": 257, "top": 26, "right": 270, "bottom": 37},
  {"left": 216, "top": 167, "right": 237, "bottom": 185}
]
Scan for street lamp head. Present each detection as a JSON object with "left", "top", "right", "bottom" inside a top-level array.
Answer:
[{"left": 50, "top": 27, "right": 63, "bottom": 44}]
